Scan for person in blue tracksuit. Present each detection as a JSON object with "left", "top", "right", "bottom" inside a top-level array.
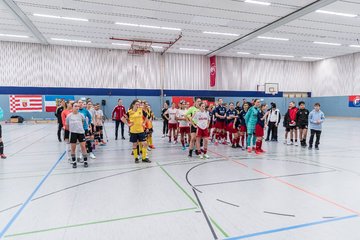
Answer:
[{"left": 78, "top": 99, "right": 96, "bottom": 159}]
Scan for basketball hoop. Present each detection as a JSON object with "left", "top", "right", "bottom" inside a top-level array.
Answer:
[{"left": 128, "top": 41, "right": 153, "bottom": 56}]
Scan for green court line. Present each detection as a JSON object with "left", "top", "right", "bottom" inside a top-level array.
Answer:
[
  {"left": 210, "top": 217, "right": 230, "bottom": 238},
  {"left": 4, "top": 207, "right": 196, "bottom": 238},
  {"left": 156, "top": 162, "right": 229, "bottom": 238},
  {"left": 157, "top": 162, "right": 198, "bottom": 207}
]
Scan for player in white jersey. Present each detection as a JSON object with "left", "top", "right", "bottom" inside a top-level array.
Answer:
[
  {"left": 94, "top": 103, "right": 106, "bottom": 145},
  {"left": 176, "top": 100, "right": 191, "bottom": 150},
  {"left": 192, "top": 102, "right": 210, "bottom": 159},
  {"left": 164, "top": 102, "right": 178, "bottom": 144}
]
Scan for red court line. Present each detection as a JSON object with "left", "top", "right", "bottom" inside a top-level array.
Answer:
[{"left": 208, "top": 149, "right": 360, "bottom": 215}]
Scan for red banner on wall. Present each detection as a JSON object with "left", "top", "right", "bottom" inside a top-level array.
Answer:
[
  {"left": 171, "top": 97, "right": 194, "bottom": 106},
  {"left": 210, "top": 56, "right": 216, "bottom": 87}
]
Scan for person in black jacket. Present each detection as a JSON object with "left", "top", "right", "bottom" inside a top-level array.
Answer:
[
  {"left": 161, "top": 102, "right": 169, "bottom": 138},
  {"left": 283, "top": 106, "right": 290, "bottom": 144},
  {"left": 55, "top": 99, "right": 66, "bottom": 142},
  {"left": 296, "top": 101, "right": 310, "bottom": 147}
]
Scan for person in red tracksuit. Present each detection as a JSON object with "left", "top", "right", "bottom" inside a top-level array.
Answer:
[
  {"left": 286, "top": 101, "right": 299, "bottom": 146},
  {"left": 112, "top": 99, "right": 126, "bottom": 140}
]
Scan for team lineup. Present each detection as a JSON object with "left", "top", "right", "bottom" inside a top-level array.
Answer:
[{"left": 50, "top": 97, "right": 326, "bottom": 168}]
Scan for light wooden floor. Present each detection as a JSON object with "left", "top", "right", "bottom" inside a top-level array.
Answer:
[{"left": 0, "top": 119, "right": 359, "bottom": 240}]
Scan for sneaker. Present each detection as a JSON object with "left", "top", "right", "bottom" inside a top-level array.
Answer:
[
  {"left": 89, "top": 152, "right": 96, "bottom": 159},
  {"left": 173, "top": 141, "right": 178, "bottom": 144},
  {"left": 203, "top": 154, "right": 209, "bottom": 159},
  {"left": 214, "top": 141, "right": 219, "bottom": 146},
  {"left": 142, "top": 158, "right": 151, "bottom": 163},
  {"left": 265, "top": 139, "right": 269, "bottom": 142},
  {"left": 185, "top": 144, "right": 189, "bottom": 147},
  {"left": 100, "top": 141, "right": 107, "bottom": 146},
  {"left": 255, "top": 150, "right": 262, "bottom": 155},
  {"left": 121, "top": 137, "right": 125, "bottom": 140},
  {"left": 84, "top": 162, "right": 88, "bottom": 168},
  {"left": 199, "top": 155, "right": 204, "bottom": 159},
  {"left": 162, "top": 135, "right": 165, "bottom": 138},
  {"left": 287, "top": 142, "right": 293, "bottom": 145},
  {"left": 0, "top": 154, "right": 7, "bottom": 159},
  {"left": 168, "top": 140, "right": 171, "bottom": 143},
  {"left": 308, "top": 146, "right": 313, "bottom": 150},
  {"left": 149, "top": 145, "right": 155, "bottom": 149},
  {"left": 252, "top": 147, "right": 256, "bottom": 152},
  {"left": 315, "top": 146, "right": 319, "bottom": 150},
  {"left": 283, "top": 140, "right": 287, "bottom": 144},
  {"left": 72, "top": 162, "right": 77, "bottom": 168},
  {"left": 115, "top": 137, "right": 118, "bottom": 140},
  {"left": 236, "top": 144, "right": 241, "bottom": 148},
  {"left": 147, "top": 147, "right": 152, "bottom": 151},
  {"left": 182, "top": 146, "right": 186, "bottom": 150},
  {"left": 222, "top": 141, "right": 228, "bottom": 145},
  {"left": 260, "top": 149, "right": 266, "bottom": 153},
  {"left": 135, "top": 158, "right": 140, "bottom": 163},
  {"left": 77, "top": 157, "right": 83, "bottom": 163},
  {"left": 247, "top": 147, "right": 252, "bottom": 153},
  {"left": 231, "top": 144, "right": 236, "bottom": 148},
  {"left": 294, "top": 141, "right": 299, "bottom": 146}
]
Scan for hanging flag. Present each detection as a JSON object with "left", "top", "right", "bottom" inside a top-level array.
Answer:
[
  {"left": 44, "top": 95, "right": 75, "bottom": 112},
  {"left": 9, "top": 95, "right": 43, "bottom": 113},
  {"left": 210, "top": 56, "right": 216, "bottom": 87},
  {"left": 349, "top": 95, "right": 360, "bottom": 107}
]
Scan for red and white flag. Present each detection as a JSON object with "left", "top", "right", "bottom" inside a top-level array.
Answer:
[
  {"left": 210, "top": 56, "right": 216, "bottom": 87},
  {"left": 9, "top": 95, "right": 43, "bottom": 113}
]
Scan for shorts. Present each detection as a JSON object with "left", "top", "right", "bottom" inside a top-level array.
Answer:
[
  {"left": 70, "top": 132, "right": 86, "bottom": 143},
  {"left": 240, "top": 125, "right": 247, "bottom": 132},
  {"left": 197, "top": 128, "right": 209, "bottom": 138},
  {"left": 179, "top": 127, "right": 190, "bottom": 134},
  {"left": 129, "top": 132, "right": 146, "bottom": 143},
  {"left": 0, "top": 124, "right": 2, "bottom": 138},
  {"left": 90, "top": 123, "right": 95, "bottom": 132},
  {"left": 190, "top": 125, "right": 197, "bottom": 133},
  {"left": 95, "top": 126, "right": 103, "bottom": 132},
  {"left": 289, "top": 125, "right": 297, "bottom": 130},
  {"left": 64, "top": 130, "right": 70, "bottom": 140},
  {"left": 298, "top": 124, "right": 308, "bottom": 130},
  {"left": 214, "top": 121, "right": 226, "bottom": 130},
  {"left": 147, "top": 128, "right": 153, "bottom": 133},
  {"left": 255, "top": 124, "right": 264, "bottom": 137},
  {"left": 227, "top": 122, "right": 237, "bottom": 134},
  {"left": 168, "top": 123, "right": 178, "bottom": 130},
  {"left": 285, "top": 128, "right": 291, "bottom": 132}
]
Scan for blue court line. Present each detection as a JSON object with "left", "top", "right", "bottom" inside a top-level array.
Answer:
[
  {"left": 225, "top": 215, "right": 359, "bottom": 240},
  {"left": 0, "top": 151, "right": 66, "bottom": 239}
]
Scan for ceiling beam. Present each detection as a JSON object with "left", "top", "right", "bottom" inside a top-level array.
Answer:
[
  {"left": 207, "top": 0, "right": 337, "bottom": 57},
  {"left": 1, "top": 0, "right": 48, "bottom": 44}
]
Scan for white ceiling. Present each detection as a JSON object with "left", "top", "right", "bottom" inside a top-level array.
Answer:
[{"left": 1, "top": 0, "right": 360, "bottom": 61}]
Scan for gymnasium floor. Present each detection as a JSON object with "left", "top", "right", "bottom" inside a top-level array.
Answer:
[{"left": 0, "top": 119, "right": 359, "bottom": 240}]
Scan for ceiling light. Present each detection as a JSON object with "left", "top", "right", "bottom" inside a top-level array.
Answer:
[
  {"left": 138, "top": 24, "right": 161, "bottom": 29},
  {"left": 203, "top": 31, "right": 239, "bottom": 37},
  {"left": 161, "top": 27, "right": 181, "bottom": 31},
  {"left": 179, "top": 48, "right": 209, "bottom": 52},
  {"left": 257, "top": 36, "right": 289, "bottom": 41},
  {"left": 115, "top": 22, "right": 181, "bottom": 31},
  {"left": 349, "top": 45, "right": 360, "bottom": 48},
  {"left": 316, "top": 10, "right": 357, "bottom": 18},
  {"left": 313, "top": 41, "right": 341, "bottom": 46},
  {"left": 51, "top": 38, "right": 91, "bottom": 43},
  {"left": 0, "top": 33, "right": 29, "bottom": 38},
  {"left": 259, "top": 53, "right": 294, "bottom": 58},
  {"left": 237, "top": 52, "right": 251, "bottom": 55},
  {"left": 33, "top": 13, "right": 88, "bottom": 22},
  {"left": 151, "top": 46, "right": 163, "bottom": 49},
  {"left": 302, "top": 57, "right": 323, "bottom": 60},
  {"left": 61, "top": 17, "right": 89, "bottom": 22},
  {"left": 111, "top": 43, "right": 131, "bottom": 46},
  {"left": 244, "top": 0, "right": 271, "bottom": 6}
]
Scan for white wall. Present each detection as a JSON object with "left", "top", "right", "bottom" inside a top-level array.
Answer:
[
  {"left": 0, "top": 41, "right": 313, "bottom": 92},
  {"left": 312, "top": 53, "right": 360, "bottom": 97}
]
